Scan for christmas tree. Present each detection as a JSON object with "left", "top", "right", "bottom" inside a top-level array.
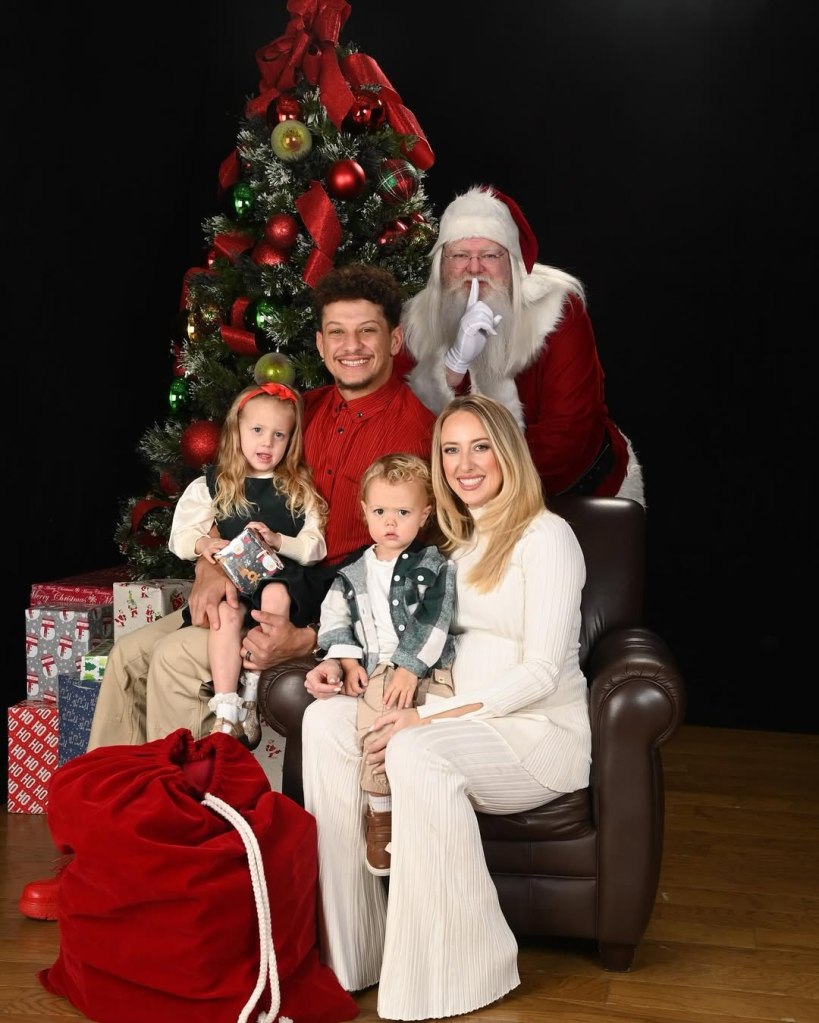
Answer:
[{"left": 115, "top": 0, "right": 437, "bottom": 579}]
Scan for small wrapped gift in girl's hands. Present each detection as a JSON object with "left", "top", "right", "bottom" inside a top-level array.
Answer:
[{"left": 214, "top": 526, "right": 284, "bottom": 596}]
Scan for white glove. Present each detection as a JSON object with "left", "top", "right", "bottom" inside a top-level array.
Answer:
[{"left": 444, "top": 277, "right": 503, "bottom": 376}]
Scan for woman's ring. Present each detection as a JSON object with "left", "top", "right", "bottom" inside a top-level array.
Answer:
[{"left": 244, "top": 649, "right": 252, "bottom": 661}]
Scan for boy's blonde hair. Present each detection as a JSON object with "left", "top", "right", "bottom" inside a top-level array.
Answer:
[{"left": 359, "top": 453, "right": 434, "bottom": 507}]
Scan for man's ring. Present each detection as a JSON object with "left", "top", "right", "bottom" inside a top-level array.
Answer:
[{"left": 245, "top": 650, "right": 252, "bottom": 661}]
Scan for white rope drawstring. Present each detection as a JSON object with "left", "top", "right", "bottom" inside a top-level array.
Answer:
[{"left": 203, "top": 793, "right": 293, "bottom": 1023}]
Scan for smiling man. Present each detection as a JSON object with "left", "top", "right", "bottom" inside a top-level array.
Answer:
[{"left": 304, "top": 264, "right": 436, "bottom": 569}]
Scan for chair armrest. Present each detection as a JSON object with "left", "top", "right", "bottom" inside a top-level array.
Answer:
[
  {"left": 587, "top": 626, "right": 686, "bottom": 749},
  {"left": 258, "top": 660, "right": 314, "bottom": 806},
  {"left": 585, "top": 626, "right": 687, "bottom": 952}
]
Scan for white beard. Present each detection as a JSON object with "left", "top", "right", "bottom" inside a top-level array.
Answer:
[{"left": 402, "top": 259, "right": 584, "bottom": 429}]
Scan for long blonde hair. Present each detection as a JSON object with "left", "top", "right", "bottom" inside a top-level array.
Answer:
[
  {"left": 432, "top": 394, "right": 545, "bottom": 592},
  {"left": 211, "top": 384, "right": 327, "bottom": 529}
]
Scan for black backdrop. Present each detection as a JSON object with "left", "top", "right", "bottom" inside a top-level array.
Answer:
[{"left": 13, "top": 1, "right": 812, "bottom": 735}]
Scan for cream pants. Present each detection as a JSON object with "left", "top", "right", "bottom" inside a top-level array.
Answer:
[
  {"left": 303, "top": 694, "right": 560, "bottom": 1021},
  {"left": 87, "top": 609, "right": 213, "bottom": 749}
]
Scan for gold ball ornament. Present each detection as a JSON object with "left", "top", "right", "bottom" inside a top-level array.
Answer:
[
  {"left": 254, "top": 352, "right": 296, "bottom": 386},
  {"left": 270, "top": 120, "right": 313, "bottom": 161}
]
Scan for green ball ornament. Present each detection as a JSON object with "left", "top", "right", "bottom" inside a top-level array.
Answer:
[
  {"left": 225, "top": 182, "right": 255, "bottom": 221},
  {"left": 270, "top": 119, "right": 312, "bottom": 161},
  {"left": 168, "top": 377, "right": 190, "bottom": 414},
  {"left": 244, "top": 299, "right": 278, "bottom": 333},
  {"left": 254, "top": 352, "right": 296, "bottom": 387}
]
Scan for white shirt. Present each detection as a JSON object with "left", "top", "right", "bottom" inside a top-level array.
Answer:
[{"left": 417, "top": 508, "right": 591, "bottom": 794}]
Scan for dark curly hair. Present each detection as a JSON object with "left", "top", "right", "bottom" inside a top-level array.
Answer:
[{"left": 311, "top": 263, "right": 403, "bottom": 330}]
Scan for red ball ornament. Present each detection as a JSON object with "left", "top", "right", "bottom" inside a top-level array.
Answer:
[
  {"left": 326, "top": 159, "right": 367, "bottom": 200},
  {"left": 251, "top": 240, "right": 289, "bottom": 267},
  {"left": 377, "top": 158, "right": 419, "bottom": 205},
  {"left": 376, "top": 219, "right": 409, "bottom": 251},
  {"left": 343, "top": 90, "right": 386, "bottom": 133},
  {"left": 271, "top": 94, "right": 302, "bottom": 123},
  {"left": 264, "top": 213, "right": 300, "bottom": 251},
  {"left": 180, "top": 420, "right": 222, "bottom": 468}
]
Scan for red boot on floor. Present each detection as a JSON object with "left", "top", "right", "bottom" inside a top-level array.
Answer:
[{"left": 18, "top": 874, "right": 60, "bottom": 920}]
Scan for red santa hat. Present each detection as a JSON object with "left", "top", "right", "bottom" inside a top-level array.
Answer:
[{"left": 431, "top": 185, "right": 539, "bottom": 273}]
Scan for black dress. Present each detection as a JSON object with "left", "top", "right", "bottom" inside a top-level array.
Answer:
[{"left": 182, "top": 469, "right": 319, "bottom": 628}]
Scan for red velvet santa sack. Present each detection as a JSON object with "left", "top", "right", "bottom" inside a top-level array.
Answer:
[{"left": 38, "top": 728, "right": 357, "bottom": 1023}]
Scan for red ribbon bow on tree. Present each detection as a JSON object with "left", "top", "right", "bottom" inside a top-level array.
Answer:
[
  {"left": 340, "top": 53, "right": 434, "bottom": 170},
  {"left": 245, "top": 0, "right": 355, "bottom": 126}
]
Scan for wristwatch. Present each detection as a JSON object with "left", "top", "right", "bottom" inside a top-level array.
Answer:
[{"left": 308, "top": 622, "right": 323, "bottom": 659}]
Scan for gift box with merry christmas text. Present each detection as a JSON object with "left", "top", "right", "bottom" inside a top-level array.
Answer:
[
  {"left": 7, "top": 700, "right": 59, "bottom": 813},
  {"left": 112, "top": 579, "right": 192, "bottom": 637},
  {"left": 29, "top": 565, "right": 127, "bottom": 607},
  {"left": 24, "top": 604, "right": 113, "bottom": 703}
]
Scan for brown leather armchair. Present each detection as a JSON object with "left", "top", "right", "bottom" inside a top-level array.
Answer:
[{"left": 259, "top": 495, "right": 686, "bottom": 972}]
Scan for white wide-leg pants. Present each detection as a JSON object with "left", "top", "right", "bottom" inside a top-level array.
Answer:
[{"left": 302, "top": 695, "right": 560, "bottom": 1021}]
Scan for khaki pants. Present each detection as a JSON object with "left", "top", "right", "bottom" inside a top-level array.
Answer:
[
  {"left": 357, "top": 663, "right": 453, "bottom": 794},
  {"left": 87, "top": 608, "right": 215, "bottom": 750}
]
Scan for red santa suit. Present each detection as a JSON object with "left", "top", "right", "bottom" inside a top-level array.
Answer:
[{"left": 395, "top": 186, "right": 644, "bottom": 505}]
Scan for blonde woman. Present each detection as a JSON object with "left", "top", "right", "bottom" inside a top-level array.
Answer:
[{"left": 302, "top": 393, "right": 591, "bottom": 1021}]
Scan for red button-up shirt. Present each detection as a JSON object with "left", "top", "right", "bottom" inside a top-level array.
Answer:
[{"left": 304, "top": 375, "right": 435, "bottom": 564}]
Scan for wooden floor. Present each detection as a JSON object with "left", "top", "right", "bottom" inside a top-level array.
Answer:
[{"left": 2, "top": 724, "right": 817, "bottom": 1022}]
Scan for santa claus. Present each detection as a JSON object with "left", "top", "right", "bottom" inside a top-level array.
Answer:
[{"left": 395, "top": 185, "right": 645, "bottom": 504}]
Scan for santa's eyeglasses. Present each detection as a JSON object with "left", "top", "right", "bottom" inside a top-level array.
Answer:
[{"left": 442, "top": 251, "right": 506, "bottom": 268}]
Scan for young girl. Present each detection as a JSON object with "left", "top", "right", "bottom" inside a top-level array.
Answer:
[{"left": 169, "top": 381, "right": 327, "bottom": 746}]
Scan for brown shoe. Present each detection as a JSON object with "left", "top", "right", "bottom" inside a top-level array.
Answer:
[{"left": 365, "top": 808, "right": 392, "bottom": 876}]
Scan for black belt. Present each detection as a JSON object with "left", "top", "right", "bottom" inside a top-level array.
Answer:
[{"left": 556, "top": 429, "right": 615, "bottom": 497}]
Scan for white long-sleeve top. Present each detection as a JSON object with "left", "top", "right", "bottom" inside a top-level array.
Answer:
[
  {"left": 168, "top": 474, "right": 326, "bottom": 566},
  {"left": 417, "top": 507, "right": 591, "bottom": 794}
]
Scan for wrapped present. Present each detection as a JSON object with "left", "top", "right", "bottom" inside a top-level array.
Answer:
[
  {"left": 112, "top": 579, "right": 192, "bottom": 637},
  {"left": 58, "top": 673, "right": 102, "bottom": 767},
  {"left": 214, "top": 525, "right": 284, "bottom": 596},
  {"left": 30, "top": 566, "right": 127, "bottom": 607},
  {"left": 7, "top": 700, "right": 59, "bottom": 813},
  {"left": 25, "top": 605, "right": 113, "bottom": 703},
  {"left": 79, "top": 638, "right": 114, "bottom": 681},
  {"left": 26, "top": 670, "right": 40, "bottom": 699}
]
